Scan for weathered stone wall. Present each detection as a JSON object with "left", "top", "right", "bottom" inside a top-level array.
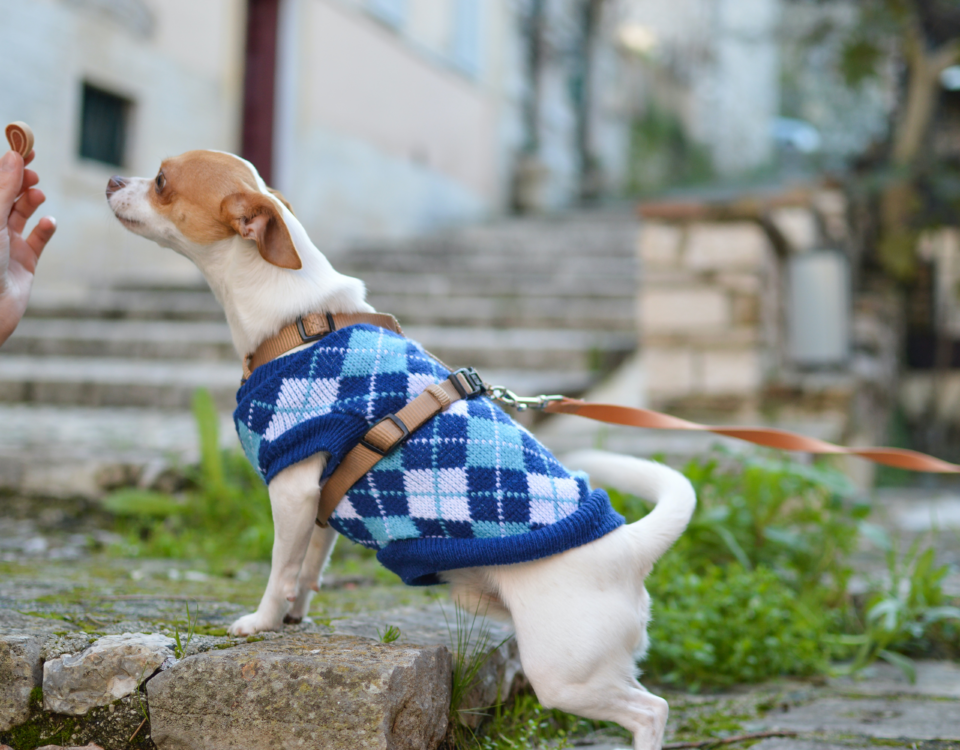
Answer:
[
  {"left": 636, "top": 187, "right": 901, "bottom": 479},
  {"left": 639, "top": 220, "right": 776, "bottom": 416}
]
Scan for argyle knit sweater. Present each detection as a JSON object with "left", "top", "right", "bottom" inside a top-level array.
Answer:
[{"left": 234, "top": 324, "right": 624, "bottom": 585}]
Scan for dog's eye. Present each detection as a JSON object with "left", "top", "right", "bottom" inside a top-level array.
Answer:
[{"left": 155, "top": 172, "right": 165, "bottom": 193}]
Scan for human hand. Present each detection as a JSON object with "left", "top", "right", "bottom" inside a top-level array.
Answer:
[{"left": 0, "top": 149, "right": 57, "bottom": 347}]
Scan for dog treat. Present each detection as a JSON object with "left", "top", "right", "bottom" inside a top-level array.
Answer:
[{"left": 5, "top": 121, "right": 34, "bottom": 157}]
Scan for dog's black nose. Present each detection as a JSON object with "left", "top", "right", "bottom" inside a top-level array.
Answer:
[{"left": 106, "top": 175, "right": 127, "bottom": 198}]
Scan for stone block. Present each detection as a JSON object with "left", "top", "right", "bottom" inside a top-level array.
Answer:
[
  {"left": 641, "top": 288, "right": 729, "bottom": 333},
  {"left": 638, "top": 223, "right": 683, "bottom": 268},
  {"left": 330, "top": 602, "right": 520, "bottom": 728},
  {"left": 0, "top": 634, "right": 42, "bottom": 731},
  {"left": 147, "top": 633, "right": 451, "bottom": 750},
  {"left": 642, "top": 349, "right": 695, "bottom": 398},
  {"left": 715, "top": 272, "right": 762, "bottom": 294},
  {"left": 686, "top": 223, "right": 768, "bottom": 270},
  {"left": 769, "top": 207, "right": 818, "bottom": 251},
  {"left": 700, "top": 351, "right": 761, "bottom": 395},
  {"left": 43, "top": 633, "right": 175, "bottom": 716}
]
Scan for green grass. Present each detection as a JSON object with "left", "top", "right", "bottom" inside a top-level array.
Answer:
[{"left": 103, "top": 389, "right": 273, "bottom": 571}]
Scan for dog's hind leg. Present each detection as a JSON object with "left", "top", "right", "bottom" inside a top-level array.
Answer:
[
  {"left": 285, "top": 523, "right": 338, "bottom": 623},
  {"left": 490, "top": 528, "right": 669, "bottom": 749},
  {"left": 228, "top": 453, "right": 327, "bottom": 636}
]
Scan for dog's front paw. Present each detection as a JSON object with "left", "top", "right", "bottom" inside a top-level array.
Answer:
[{"left": 228, "top": 612, "right": 281, "bottom": 637}]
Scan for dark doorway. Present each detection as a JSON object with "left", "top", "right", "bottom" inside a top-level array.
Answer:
[{"left": 242, "top": 0, "right": 280, "bottom": 184}]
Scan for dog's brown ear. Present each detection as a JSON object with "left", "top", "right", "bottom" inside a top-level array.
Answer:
[
  {"left": 267, "top": 187, "right": 295, "bottom": 216},
  {"left": 221, "top": 193, "right": 302, "bottom": 270}
]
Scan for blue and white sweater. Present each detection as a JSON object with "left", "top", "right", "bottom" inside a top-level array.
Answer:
[{"left": 234, "top": 324, "right": 624, "bottom": 585}]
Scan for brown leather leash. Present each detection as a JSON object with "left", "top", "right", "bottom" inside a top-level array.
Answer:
[
  {"left": 539, "top": 398, "right": 960, "bottom": 473},
  {"left": 244, "top": 311, "right": 960, "bottom": 529}
]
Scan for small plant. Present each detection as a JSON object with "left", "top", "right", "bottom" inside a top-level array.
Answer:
[
  {"left": 103, "top": 389, "right": 274, "bottom": 569},
  {"left": 442, "top": 601, "right": 511, "bottom": 747},
  {"left": 476, "top": 692, "right": 624, "bottom": 750},
  {"left": 644, "top": 560, "right": 830, "bottom": 689},
  {"left": 377, "top": 624, "right": 401, "bottom": 643},
  {"left": 172, "top": 602, "right": 200, "bottom": 660},
  {"left": 837, "top": 529, "right": 960, "bottom": 681}
]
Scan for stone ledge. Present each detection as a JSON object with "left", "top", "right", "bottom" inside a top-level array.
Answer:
[{"left": 1, "top": 602, "right": 517, "bottom": 750}]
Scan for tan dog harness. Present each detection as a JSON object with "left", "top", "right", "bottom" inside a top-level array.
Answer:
[{"left": 243, "top": 312, "right": 486, "bottom": 527}]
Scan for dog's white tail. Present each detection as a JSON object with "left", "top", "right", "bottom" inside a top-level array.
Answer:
[{"left": 563, "top": 450, "right": 696, "bottom": 569}]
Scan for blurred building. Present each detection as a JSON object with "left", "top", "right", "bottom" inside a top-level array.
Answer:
[
  {"left": 618, "top": 0, "right": 781, "bottom": 177},
  {"left": 0, "top": 0, "right": 633, "bottom": 297}
]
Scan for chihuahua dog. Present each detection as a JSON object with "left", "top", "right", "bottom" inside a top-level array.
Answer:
[{"left": 107, "top": 150, "right": 695, "bottom": 749}]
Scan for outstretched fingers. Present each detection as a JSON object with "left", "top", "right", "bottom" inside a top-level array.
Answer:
[
  {"left": 25, "top": 216, "right": 57, "bottom": 269},
  {"left": 7, "top": 187, "right": 45, "bottom": 236}
]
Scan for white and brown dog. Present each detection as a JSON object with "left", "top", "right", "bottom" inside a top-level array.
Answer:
[{"left": 106, "top": 150, "right": 695, "bottom": 750}]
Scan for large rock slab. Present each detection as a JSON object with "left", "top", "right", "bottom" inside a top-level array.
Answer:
[
  {"left": 147, "top": 633, "right": 451, "bottom": 750},
  {"left": 0, "top": 634, "right": 42, "bottom": 731},
  {"left": 43, "top": 633, "right": 175, "bottom": 715}
]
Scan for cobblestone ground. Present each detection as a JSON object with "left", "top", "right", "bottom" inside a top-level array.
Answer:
[{"left": 1, "top": 489, "right": 958, "bottom": 749}]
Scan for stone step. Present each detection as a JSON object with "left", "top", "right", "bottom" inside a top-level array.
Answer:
[
  {"left": 406, "top": 325, "right": 634, "bottom": 372},
  {"left": 0, "top": 355, "right": 241, "bottom": 410},
  {"left": 366, "top": 292, "right": 636, "bottom": 329},
  {"left": 344, "top": 217, "right": 639, "bottom": 259},
  {"left": 0, "top": 403, "right": 237, "bottom": 497},
  {"left": 344, "top": 249, "right": 637, "bottom": 274},
  {"left": 3, "top": 318, "right": 236, "bottom": 360},
  {"left": 27, "top": 287, "right": 225, "bottom": 321},
  {"left": 2, "top": 319, "right": 632, "bottom": 373},
  {"left": 356, "top": 269, "right": 638, "bottom": 298}
]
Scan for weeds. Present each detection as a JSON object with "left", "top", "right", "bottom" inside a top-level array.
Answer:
[
  {"left": 172, "top": 602, "right": 199, "bottom": 659},
  {"left": 442, "top": 600, "right": 514, "bottom": 748},
  {"left": 104, "top": 390, "right": 273, "bottom": 570},
  {"left": 609, "top": 451, "right": 959, "bottom": 689},
  {"left": 836, "top": 530, "right": 960, "bottom": 680},
  {"left": 377, "top": 624, "right": 401, "bottom": 643}
]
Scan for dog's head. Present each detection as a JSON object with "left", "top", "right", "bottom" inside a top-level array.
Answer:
[{"left": 106, "top": 150, "right": 301, "bottom": 270}]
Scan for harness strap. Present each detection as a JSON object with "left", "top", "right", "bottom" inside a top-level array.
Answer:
[
  {"left": 243, "top": 311, "right": 403, "bottom": 380},
  {"left": 316, "top": 369, "right": 484, "bottom": 527}
]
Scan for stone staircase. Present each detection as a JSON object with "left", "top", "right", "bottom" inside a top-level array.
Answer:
[
  {"left": 0, "top": 211, "right": 640, "bottom": 497},
  {"left": 335, "top": 211, "right": 639, "bottom": 396}
]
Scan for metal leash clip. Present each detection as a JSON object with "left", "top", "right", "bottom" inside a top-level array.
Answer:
[{"left": 485, "top": 384, "right": 566, "bottom": 412}]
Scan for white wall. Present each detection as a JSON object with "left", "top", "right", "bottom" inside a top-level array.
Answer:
[
  {"left": 275, "top": 0, "right": 520, "bottom": 247},
  {"left": 0, "top": 0, "right": 245, "bottom": 296}
]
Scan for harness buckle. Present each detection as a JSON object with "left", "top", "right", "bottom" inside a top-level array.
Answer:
[
  {"left": 360, "top": 413, "right": 411, "bottom": 456},
  {"left": 450, "top": 367, "right": 486, "bottom": 399},
  {"left": 296, "top": 315, "right": 328, "bottom": 344}
]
